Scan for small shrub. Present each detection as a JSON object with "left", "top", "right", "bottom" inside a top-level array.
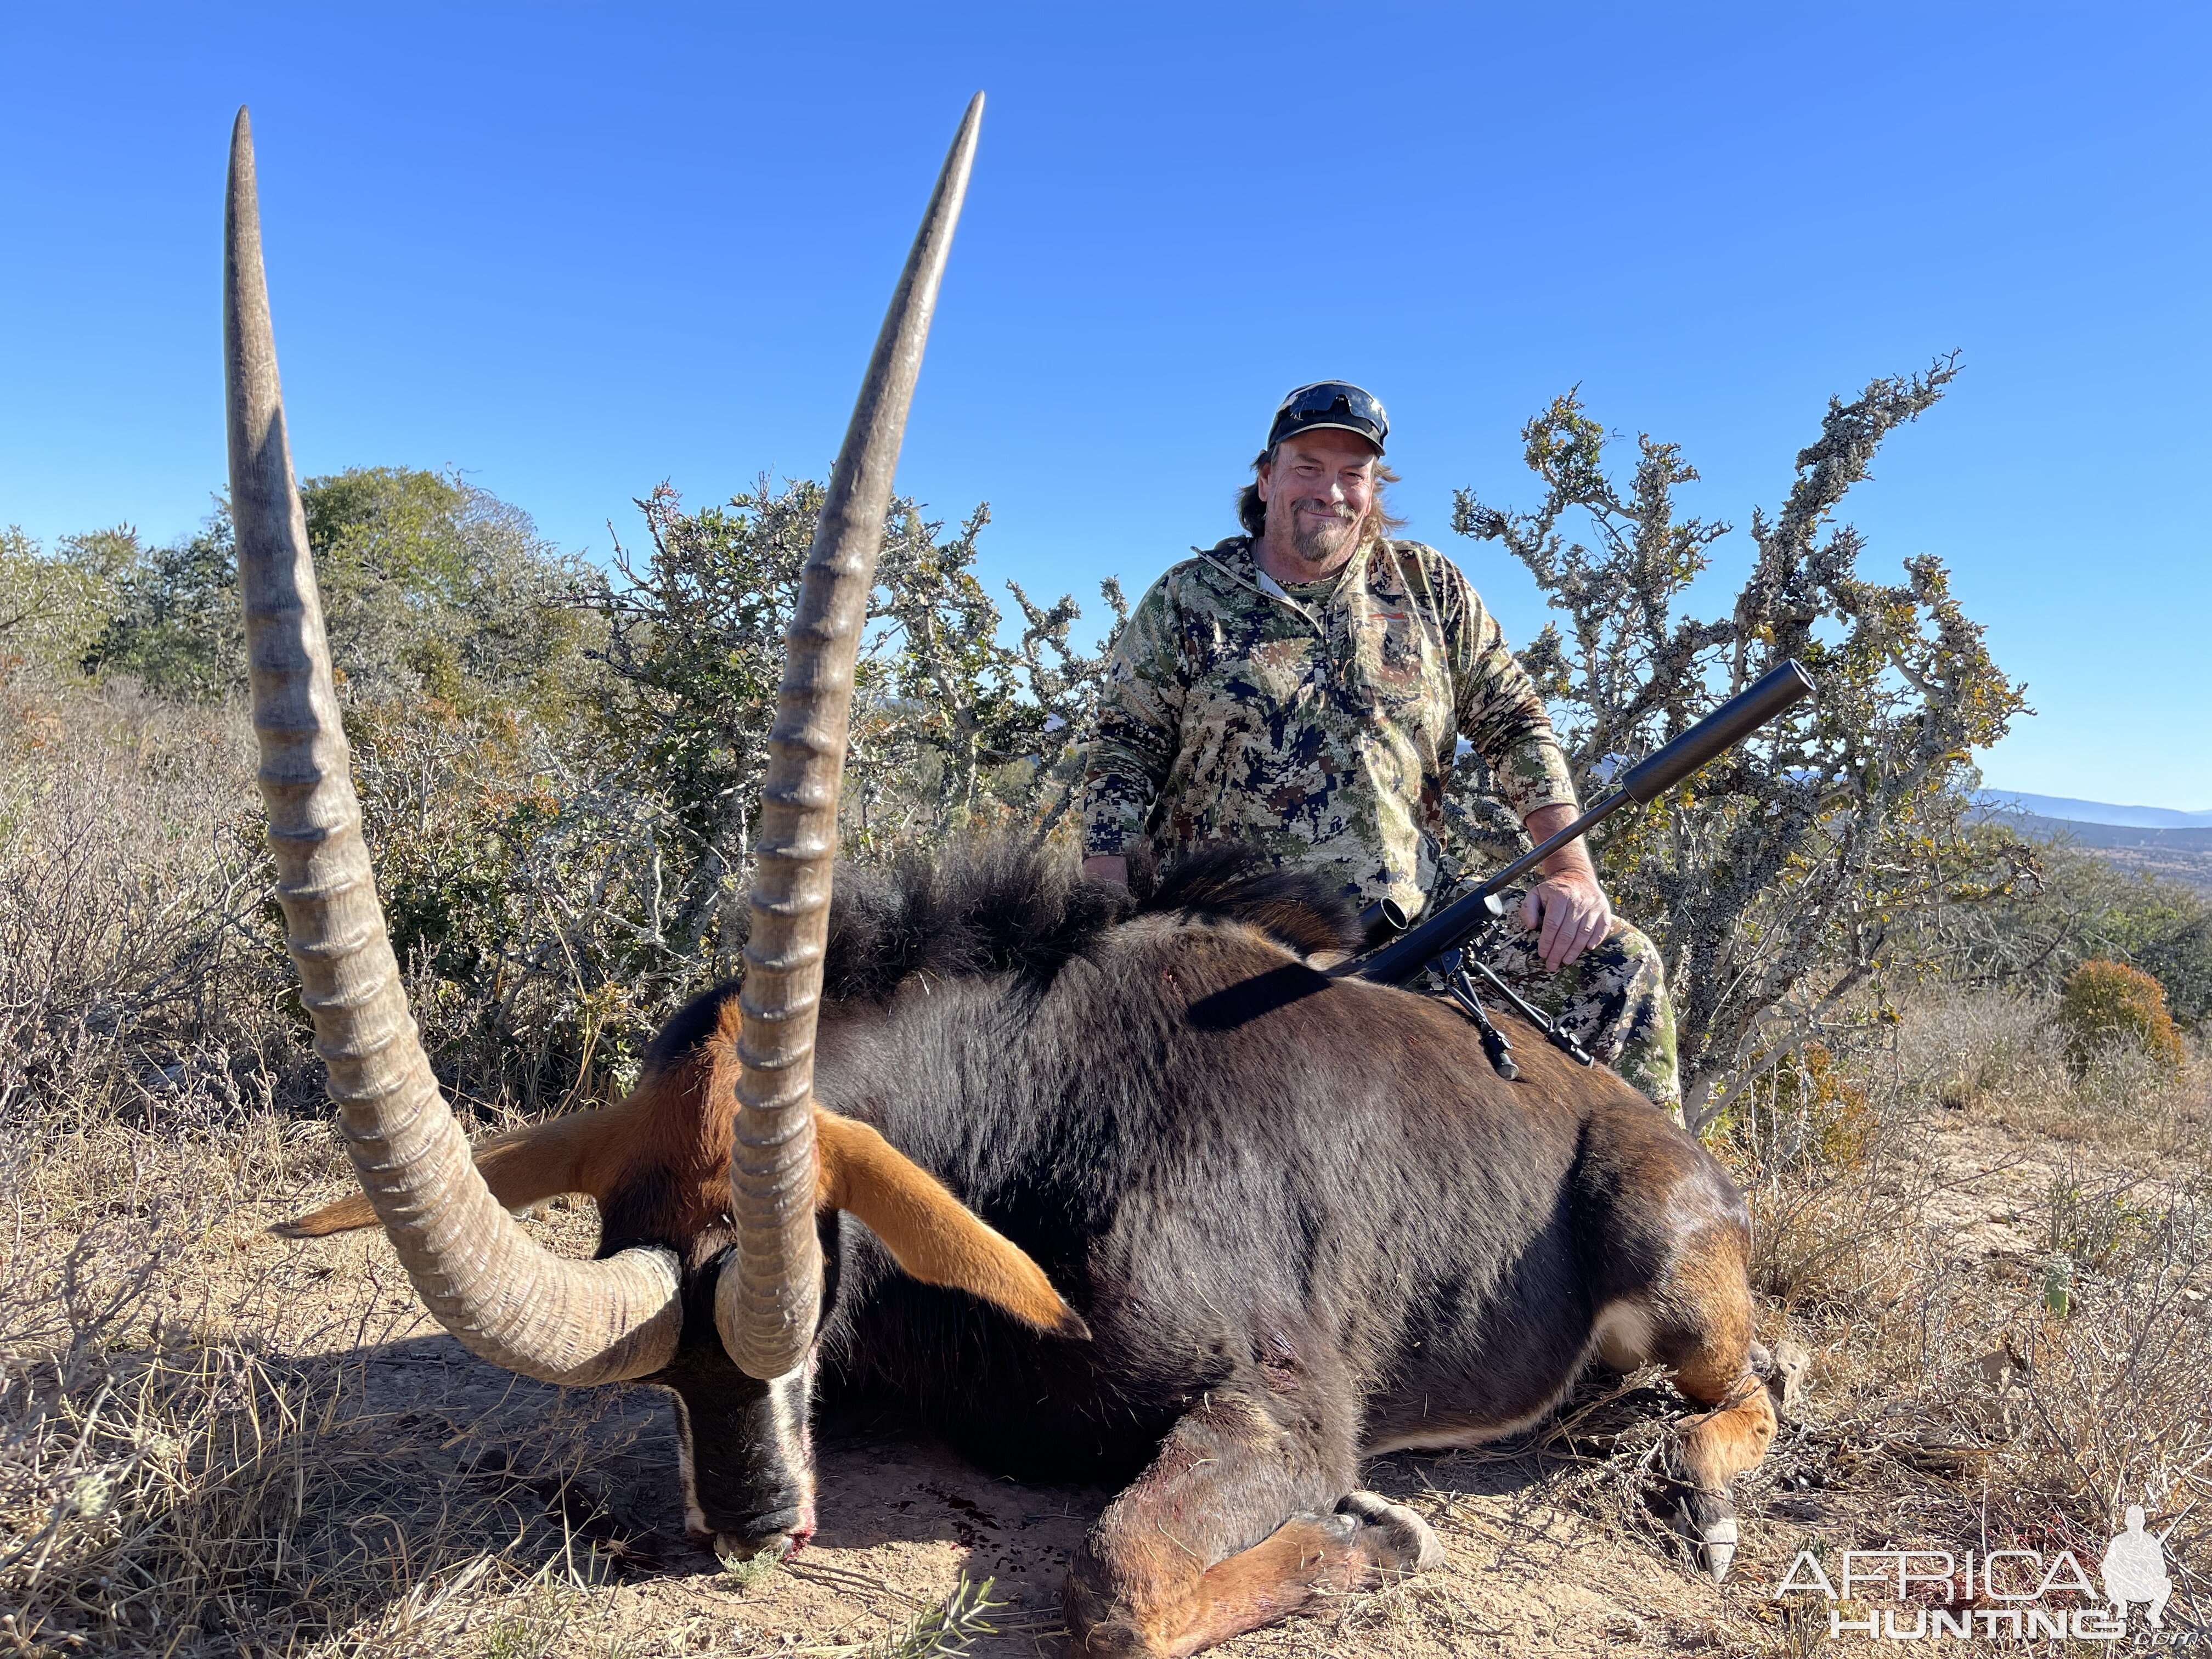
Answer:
[
  {"left": 2044, "top": 1165, "right": 2158, "bottom": 1271},
  {"left": 1721, "top": 1041, "right": 1875, "bottom": 1177},
  {"left": 1747, "top": 1177, "right": 1898, "bottom": 1310},
  {"left": 2061, "top": 958, "right": 2185, "bottom": 1073}
]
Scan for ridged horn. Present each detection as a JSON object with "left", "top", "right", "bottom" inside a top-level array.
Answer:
[
  {"left": 716, "top": 94, "right": 984, "bottom": 1380},
  {"left": 227, "top": 107, "right": 681, "bottom": 1386}
]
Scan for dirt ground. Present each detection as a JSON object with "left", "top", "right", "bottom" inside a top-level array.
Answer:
[
  {"left": 230, "top": 1082, "right": 2172, "bottom": 1659},
  {"left": 10, "top": 1020, "right": 2205, "bottom": 1658},
  {"left": 255, "top": 1305, "right": 1770, "bottom": 1658}
]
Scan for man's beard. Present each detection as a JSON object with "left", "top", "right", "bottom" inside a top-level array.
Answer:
[{"left": 1279, "top": 498, "right": 1364, "bottom": 569}]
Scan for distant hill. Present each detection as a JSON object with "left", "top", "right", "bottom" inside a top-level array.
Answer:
[
  {"left": 1973, "top": 802, "right": 2212, "bottom": 895},
  {"left": 1989, "top": 813, "right": 2212, "bottom": 854},
  {"left": 1974, "top": 791, "right": 2212, "bottom": 830}
]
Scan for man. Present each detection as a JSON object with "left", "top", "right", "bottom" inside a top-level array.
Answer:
[{"left": 1079, "top": 381, "right": 1681, "bottom": 1113}]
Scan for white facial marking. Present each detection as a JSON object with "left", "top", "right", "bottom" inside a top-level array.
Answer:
[
  {"left": 769, "top": 1364, "right": 814, "bottom": 1511},
  {"left": 669, "top": 1391, "right": 708, "bottom": 1537}
]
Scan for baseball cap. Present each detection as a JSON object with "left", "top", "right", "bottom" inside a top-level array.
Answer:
[{"left": 1267, "top": 381, "right": 1388, "bottom": 454}]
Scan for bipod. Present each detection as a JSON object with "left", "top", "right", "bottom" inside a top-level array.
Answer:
[
  {"left": 1435, "top": 947, "right": 1517, "bottom": 1080},
  {"left": 1429, "top": 902, "right": 1597, "bottom": 1077}
]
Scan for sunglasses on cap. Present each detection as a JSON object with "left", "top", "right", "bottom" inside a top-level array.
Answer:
[{"left": 1268, "top": 381, "right": 1389, "bottom": 453}]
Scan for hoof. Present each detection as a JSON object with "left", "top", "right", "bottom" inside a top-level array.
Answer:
[
  {"left": 1671, "top": 1491, "right": 1738, "bottom": 1583},
  {"left": 1068, "top": 1615, "right": 1160, "bottom": 1659},
  {"left": 1751, "top": 1339, "right": 1813, "bottom": 1421},
  {"left": 1337, "top": 1489, "right": 1446, "bottom": 1573}
]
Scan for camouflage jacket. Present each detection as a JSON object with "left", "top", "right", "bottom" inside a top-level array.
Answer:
[{"left": 1081, "top": 535, "right": 1578, "bottom": 913}]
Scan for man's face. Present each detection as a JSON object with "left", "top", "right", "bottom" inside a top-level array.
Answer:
[{"left": 1257, "top": 429, "right": 1379, "bottom": 572}]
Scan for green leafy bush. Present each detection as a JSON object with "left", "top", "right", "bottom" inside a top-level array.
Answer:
[
  {"left": 0, "top": 524, "right": 128, "bottom": 676},
  {"left": 68, "top": 469, "right": 604, "bottom": 713}
]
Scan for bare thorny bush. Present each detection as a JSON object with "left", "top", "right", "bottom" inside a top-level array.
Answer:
[
  {"left": 0, "top": 662, "right": 625, "bottom": 1130},
  {"left": 0, "top": 671, "right": 292, "bottom": 1127},
  {"left": 1448, "top": 356, "right": 2032, "bottom": 1132},
  {"left": 584, "top": 478, "right": 1124, "bottom": 996}
]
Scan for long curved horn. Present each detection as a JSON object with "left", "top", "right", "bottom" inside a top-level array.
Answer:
[
  {"left": 228, "top": 108, "right": 681, "bottom": 1386},
  {"left": 717, "top": 95, "right": 984, "bottom": 1381}
]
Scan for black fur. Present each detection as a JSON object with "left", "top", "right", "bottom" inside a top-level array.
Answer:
[
  {"left": 1135, "top": 842, "right": 1363, "bottom": 961},
  {"left": 819, "top": 840, "right": 1133, "bottom": 1003},
  {"left": 627, "top": 838, "right": 1754, "bottom": 1617},
  {"left": 641, "top": 842, "right": 1363, "bottom": 1082},
  {"left": 817, "top": 840, "right": 1361, "bottom": 1006}
]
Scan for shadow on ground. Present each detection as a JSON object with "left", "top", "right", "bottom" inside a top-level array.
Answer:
[{"left": 322, "top": 1330, "right": 1661, "bottom": 1655}]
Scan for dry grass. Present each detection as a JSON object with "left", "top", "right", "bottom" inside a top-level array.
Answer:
[
  {"left": 0, "top": 676, "right": 646, "bottom": 1655},
  {"left": 1713, "top": 989, "right": 2212, "bottom": 1637},
  {"left": 6, "top": 665, "right": 2211, "bottom": 1654},
  {"left": 0, "top": 1042, "right": 687, "bottom": 1658}
]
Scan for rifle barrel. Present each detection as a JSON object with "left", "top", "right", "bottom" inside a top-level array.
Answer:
[{"left": 1339, "top": 658, "right": 1815, "bottom": 988}]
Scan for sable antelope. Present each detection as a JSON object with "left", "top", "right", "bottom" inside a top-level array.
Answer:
[{"left": 239, "top": 100, "right": 1781, "bottom": 1658}]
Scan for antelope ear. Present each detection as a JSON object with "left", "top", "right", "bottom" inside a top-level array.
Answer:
[
  {"left": 274, "top": 1105, "right": 624, "bottom": 1239},
  {"left": 274, "top": 1189, "right": 379, "bottom": 1239},
  {"left": 813, "top": 1107, "right": 1090, "bottom": 1340}
]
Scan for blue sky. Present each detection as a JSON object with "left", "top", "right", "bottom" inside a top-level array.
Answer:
[{"left": 3, "top": 4, "right": 2205, "bottom": 806}]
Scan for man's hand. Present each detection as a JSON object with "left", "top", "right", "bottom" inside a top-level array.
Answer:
[
  {"left": 1518, "top": 803, "right": 1612, "bottom": 970},
  {"left": 1520, "top": 869, "right": 1612, "bottom": 971},
  {"left": 1082, "top": 854, "right": 1129, "bottom": 887}
]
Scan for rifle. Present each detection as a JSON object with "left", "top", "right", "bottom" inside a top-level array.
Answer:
[{"left": 1334, "top": 658, "right": 1816, "bottom": 1079}]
